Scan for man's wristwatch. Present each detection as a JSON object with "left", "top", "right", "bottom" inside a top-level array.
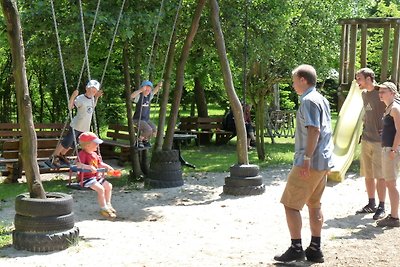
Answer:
[{"left": 303, "top": 155, "right": 311, "bottom": 161}]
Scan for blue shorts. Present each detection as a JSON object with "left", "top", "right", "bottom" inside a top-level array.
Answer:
[{"left": 61, "top": 127, "right": 83, "bottom": 149}]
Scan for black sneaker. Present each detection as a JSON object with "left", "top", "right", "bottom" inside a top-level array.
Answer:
[
  {"left": 355, "top": 204, "right": 376, "bottom": 214},
  {"left": 58, "top": 155, "right": 70, "bottom": 165},
  {"left": 373, "top": 206, "right": 386, "bottom": 220},
  {"left": 143, "top": 140, "right": 151, "bottom": 148},
  {"left": 274, "top": 246, "right": 305, "bottom": 262},
  {"left": 305, "top": 247, "right": 324, "bottom": 263},
  {"left": 135, "top": 141, "right": 144, "bottom": 148}
]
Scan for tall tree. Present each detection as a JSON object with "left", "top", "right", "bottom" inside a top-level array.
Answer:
[{"left": 1, "top": 0, "right": 45, "bottom": 198}]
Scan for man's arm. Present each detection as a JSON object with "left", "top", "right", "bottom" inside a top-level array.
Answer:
[{"left": 152, "top": 81, "right": 163, "bottom": 95}]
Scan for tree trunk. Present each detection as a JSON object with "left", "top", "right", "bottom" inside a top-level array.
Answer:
[
  {"left": 1, "top": 0, "right": 45, "bottom": 198},
  {"left": 122, "top": 42, "right": 142, "bottom": 179},
  {"left": 163, "top": 0, "right": 207, "bottom": 150},
  {"left": 154, "top": 16, "right": 178, "bottom": 151},
  {"left": 255, "top": 97, "right": 266, "bottom": 160},
  {"left": 194, "top": 77, "right": 208, "bottom": 117},
  {"left": 209, "top": 0, "right": 248, "bottom": 165}
]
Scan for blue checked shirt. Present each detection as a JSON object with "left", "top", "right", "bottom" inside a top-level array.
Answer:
[{"left": 294, "top": 87, "right": 334, "bottom": 171}]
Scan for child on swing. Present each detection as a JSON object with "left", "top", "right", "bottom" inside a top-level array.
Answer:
[
  {"left": 77, "top": 131, "right": 117, "bottom": 219},
  {"left": 51, "top": 80, "right": 103, "bottom": 166},
  {"left": 130, "top": 80, "right": 163, "bottom": 148}
]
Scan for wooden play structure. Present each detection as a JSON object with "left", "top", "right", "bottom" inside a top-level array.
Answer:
[{"left": 338, "top": 17, "right": 400, "bottom": 107}]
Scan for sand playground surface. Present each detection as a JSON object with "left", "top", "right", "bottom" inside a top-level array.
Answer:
[{"left": 1, "top": 163, "right": 400, "bottom": 267}]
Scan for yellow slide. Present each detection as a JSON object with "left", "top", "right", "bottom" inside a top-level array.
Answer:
[{"left": 328, "top": 80, "right": 364, "bottom": 182}]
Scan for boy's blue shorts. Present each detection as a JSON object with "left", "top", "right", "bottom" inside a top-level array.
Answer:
[{"left": 61, "top": 127, "right": 83, "bottom": 149}]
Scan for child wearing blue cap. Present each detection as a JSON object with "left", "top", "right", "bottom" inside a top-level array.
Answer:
[
  {"left": 131, "top": 80, "right": 163, "bottom": 148},
  {"left": 51, "top": 80, "right": 103, "bottom": 166}
]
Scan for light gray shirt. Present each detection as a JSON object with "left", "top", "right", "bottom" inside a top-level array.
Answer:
[{"left": 294, "top": 87, "right": 334, "bottom": 171}]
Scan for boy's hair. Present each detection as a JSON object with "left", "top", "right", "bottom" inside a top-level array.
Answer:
[
  {"left": 292, "top": 64, "right": 317, "bottom": 86},
  {"left": 79, "top": 141, "right": 91, "bottom": 149},
  {"left": 356, "top": 68, "right": 375, "bottom": 82}
]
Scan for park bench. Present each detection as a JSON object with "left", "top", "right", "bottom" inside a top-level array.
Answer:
[
  {"left": 175, "top": 116, "right": 235, "bottom": 145},
  {"left": 100, "top": 124, "right": 136, "bottom": 164},
  {"left": 0, "top": 123, "right": 70, "bottom": 182}
]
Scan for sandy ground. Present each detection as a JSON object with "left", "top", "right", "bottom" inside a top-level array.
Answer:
[{"left": 1, "top": 164, "right": 400, "bottom": 267}]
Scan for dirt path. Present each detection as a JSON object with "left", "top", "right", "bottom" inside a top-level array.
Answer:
[{"left": 1, "top": 167, "right": 399, "bottom": 266}]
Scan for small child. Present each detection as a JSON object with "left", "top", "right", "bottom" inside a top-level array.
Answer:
[
  {"left": 51, "top": 80, "right": 103, "bottom": 166},
  {"left": 130, "top": 80, "right": 162, "bottom": 148},
  {"left": 77, "top": 131, "right": 116, "bottom": 219}
]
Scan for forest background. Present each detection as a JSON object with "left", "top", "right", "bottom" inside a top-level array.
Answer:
[{"left": 0, "top": 0, "right": 399, "bottom": 142}]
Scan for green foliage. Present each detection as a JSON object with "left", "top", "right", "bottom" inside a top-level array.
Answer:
[{"left": 0, "top": 221, "right": 12, "bottom": 249}]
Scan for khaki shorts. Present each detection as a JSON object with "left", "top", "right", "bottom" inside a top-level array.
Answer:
[
  {"left": 280, "top": 166, "right": 328, "bottom": 211},
  {"left": 382, "top": 147, "right": 400, "bottom": 180},
  {"left": 360, "top": 140, "right": 383, "bottom": 179}
]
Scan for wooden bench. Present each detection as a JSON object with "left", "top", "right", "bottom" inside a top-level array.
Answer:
[
  {"left": 100, "top": 124, "right": 151, "bottom": 165},
  {"left": 176, "top": 117, "right": 235, "bottom": 145},
  {"left": 0, "top": 123, "right": 69, "bottom": 182}
]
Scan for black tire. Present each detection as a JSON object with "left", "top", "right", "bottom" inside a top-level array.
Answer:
[
  {"left": 13, "top": 226, "right": 79, "bottom": 252},
  {"left": 223, "top": 185, "right": 265, "bottom": 196},
  {"left": 224, "top": 175, "right": 263, "bottom": 187},
  {"left": 150, "top": 161, "right": 181, "bottom": 172},
  {"left": 145, "top": 178, "right": 184, "bottom": 189},
  {"left": 147, "top": 169, "right": 182, "bottom": 181},
  {"left": 230, "top": 164, "right": 259, "bottom": 177},
  {"left": 14, "top": 213, "right": 75, "bottom": 232},
  {"left": 151, "top": 150, "right": 180, "bottom": 163},
  {"left": 15, "top": 192, "right": 73, "bottom": 217}
]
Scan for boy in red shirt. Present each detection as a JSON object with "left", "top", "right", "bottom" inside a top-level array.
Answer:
[{"left": 77, "top": 132, "right": 116, "bottom": 218}]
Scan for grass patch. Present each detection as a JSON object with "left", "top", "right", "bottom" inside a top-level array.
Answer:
[
  {"left": 0, "top": 222, "right": 12, "bottom": 249},
  {"left": 179, "top": 137, "right": 294, "bottom": 172}
]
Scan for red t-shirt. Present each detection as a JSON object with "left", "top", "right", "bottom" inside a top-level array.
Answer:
[{"left": 78, "top": 150, "right": 101, "bottom": 179}]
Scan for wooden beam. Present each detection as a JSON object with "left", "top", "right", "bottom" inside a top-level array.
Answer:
[
  {"left": 381, "top": 25, "right": 391, "bottom": 81},
  {"left": 360, "top": 24, "right": 368, "bottom": 68}
]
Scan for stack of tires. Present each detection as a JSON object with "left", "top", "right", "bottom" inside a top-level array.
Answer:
[
  {"left": 223, "top": 164, "right": 265, "bottom": 195},
  {"left": 145, "top": 150, "right": 183, "bottom": 188},
  {"left": 13, "top": 192, "right": 79, "bottom": 252}
]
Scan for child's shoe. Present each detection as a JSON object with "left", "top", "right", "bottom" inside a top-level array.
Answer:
[
  {"left": 100, "top": 208, "right": 117, "bottom": 218},
  {"left": 108, "top": 205, "right": 117, "bottom": 214}
]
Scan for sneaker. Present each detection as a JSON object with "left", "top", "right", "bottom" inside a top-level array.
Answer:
[
  {"left": 355, "top": 204, "right": 376, "bottom": 214},
  {"left": 305, "top": 247, "right": 324, "bottom": 263},
  {"left": 373, "top": 206, "right": 386, "bottom": 220},
  {"left": 108, "top": 205, "right": 117, "bottom": 214},
  {"left": 143, "top": 140, "right": 151, "bottom": 148},
  {"left": 58, "top": 155, "right": 70, "bottom": 165},
  {"left": 135, "top": 141, "right": 144, "bottom": 149},
  {"left": 274, "top": 246, "right": 305, "bottom": 262},
  {"left": 376, "top": 214, "right": 400, "bottom": 227},
  {"left": 100, "top": 208, "right": 117, "bottom": 219}
]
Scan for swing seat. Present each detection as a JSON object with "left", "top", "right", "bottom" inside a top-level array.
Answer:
[{"left": 66, "top": 165, "right": 106, "bottom": 190}]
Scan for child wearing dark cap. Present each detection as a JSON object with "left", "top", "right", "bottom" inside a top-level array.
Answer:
[
  {"left": 130, "top": 80, "right": 163, "bottom": 148},
  {"left": 77, "top": 131, "right": 116, "bottom": 219}
]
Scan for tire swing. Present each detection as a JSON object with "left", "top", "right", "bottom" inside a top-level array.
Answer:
[{"left": 144, "top": 0, "right": 184, "bottom": 189}]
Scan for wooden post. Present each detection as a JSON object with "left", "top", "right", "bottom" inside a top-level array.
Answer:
[
  {"left": 393, "top": 23, "right": 400, "bottom": 84},
  {"left": 360, "top": 24, "right": 368, "bottom": 68},
  {"left": 348, "top": 24, "right": 358, "bottom": 84},
  {"left": 381, "top": 25, "right": 390, "bottom": 81}
]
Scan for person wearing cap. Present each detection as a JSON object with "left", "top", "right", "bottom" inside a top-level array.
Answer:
[
  {"left": 130, "top": 80, "right": 163, "bottom": 148},
  {"left": 51, "top": 80, "right": 103, "bottom": 166},
  {"left": 77, "top": 131, "right": 116, "bottom": 219},
  {"left": 376, "top": 81, "right": 400, "bottom": 227},
  {"left": 355, "top": 68, "right": 387, "bottom": 221}
]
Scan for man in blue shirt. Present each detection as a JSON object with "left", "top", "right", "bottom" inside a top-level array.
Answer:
[{"left": 274, "top": 64, "right": 333, "bottom": 263}]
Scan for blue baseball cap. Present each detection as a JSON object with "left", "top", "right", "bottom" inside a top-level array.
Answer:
[{"left": 140, "top": 80, "right": 153, "bottom": 88}]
